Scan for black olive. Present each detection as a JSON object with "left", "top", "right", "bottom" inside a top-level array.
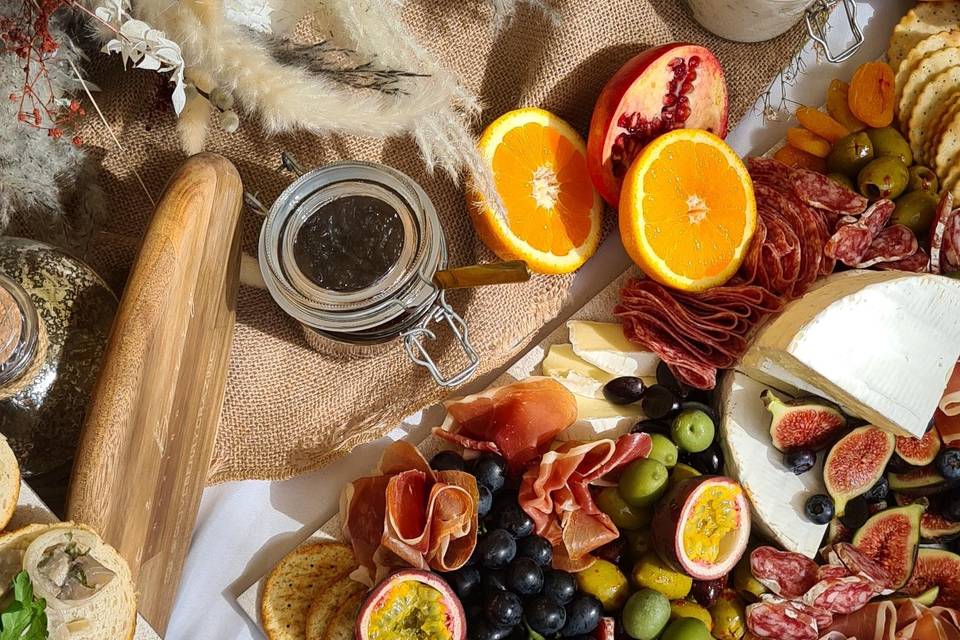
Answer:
[
  {"left": 640, "top": 384, "right": 681, "bottom": 419},
  {"left": 474, "top": 454, "right": 508, "bottom": 494},
  {"left": 681, "top": 442, "right": 724, "bottom": 475},
  {"left": 517, "top": 535, "right": 553, "bottom": 568},
  {"left": 656, "top": 360, "right": 689, "bottom": 397},
  {"left": 631, "top": 418, "right": 672, "bottom": 437},
  {"left": 431, "top": 450, "right": 467, "bottom": 472},
  {"left": 602, "top": 376, "right": 646, "bottom": 405}
]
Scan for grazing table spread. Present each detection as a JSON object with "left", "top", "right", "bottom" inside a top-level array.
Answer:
[{"left": 166, "top": 3, "right": 921, "bottom": 639}]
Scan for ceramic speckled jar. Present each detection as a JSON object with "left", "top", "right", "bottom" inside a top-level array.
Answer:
[{"left": 0, "top": 238, "right": 116, "bottom": 478}]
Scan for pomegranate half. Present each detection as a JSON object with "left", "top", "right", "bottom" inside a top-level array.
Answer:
[
  {"left": 586, "top": 43, "right": 729, "bottom": 206},
  {"left": 652, "top": 476, "right": 750, "bottom": 581},
  {"left": 355, "top": 569, "right": 466, "bottom": 640}
]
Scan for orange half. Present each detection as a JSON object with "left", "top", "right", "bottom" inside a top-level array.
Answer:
[
  {"left": 469, "top": 108, "right": 603, "bottom": 274},
  {"left": 619, "top": 129, "right": 757, "bottom": 292}
]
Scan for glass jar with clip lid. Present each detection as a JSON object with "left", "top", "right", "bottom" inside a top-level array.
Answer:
[{"left": 256, "top": 155, "right": 527, "bottom": 386}]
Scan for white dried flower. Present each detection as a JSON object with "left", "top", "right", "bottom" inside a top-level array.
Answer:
[
  {"left": 220, "top": 110, "right": 240, "bottom": 133},
  {"left": 209, "top": 87, "right": 235, "bottom": 111}
]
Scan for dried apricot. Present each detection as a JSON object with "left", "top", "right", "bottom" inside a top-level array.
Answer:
[
  {"left": 826, "top": 80, "right": 866, "bottom": 133},
  {"left": 774, "top": 145, "right": 827, "bottom": 173},
  {"left": 795, "top": 107, "right": 849, "bottom": 143},
  {"left": 848, "top": 61, "right": 895, "bottom": 128},
  {"left": 786, "top": 127, "right": 832, "bottom": 158}
]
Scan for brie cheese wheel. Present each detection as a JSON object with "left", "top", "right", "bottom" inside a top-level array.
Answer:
[
  {"left": 738, "top": 270, "right": 960, "bottom": 438},
  {"left": 542, "top": 344, "right": 616, "bottom": 398},
  {"left": 557, "top": 395, "right": 645, "bottom": 442},
  {"left": 567, "top": 320, "right": 659, "bottom": 378},
  {"left": 720, "top": 372, "right": 827, "bottom": 558}
]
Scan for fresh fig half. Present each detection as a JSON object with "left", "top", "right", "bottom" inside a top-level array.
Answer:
[
  {"left": 586, "top": 43, "right": 729, "bottom": 206},
  {"left": 850, "top": 504, "right": 923, "bottom": 589},
  {"left": 355, "top": 569, "right": 465, "bottom": 640},
  {"left": 761, "top": 390, "right": 848, "bottom": 452},
  {"left": 824, "top": 426, "right": 895, "bottom": 517},
  {"left": 652, "top": 476, "right": 751, "bottom": 581},
  {"left": 901, "top": 548, "right": 960, "bottom": 608},
  {"left": 894, "top": 429, "right": 942, "bottom": 467},
  {"left": 894, "top": 494, "right": 960, "bottom": 542},
  {"left": 888, "top": 464, "right": 947, "bottom": 496}
]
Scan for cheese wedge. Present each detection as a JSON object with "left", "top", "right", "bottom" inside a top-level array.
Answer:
[
  {"left": 720, "top": 372, "right": 827, "bottom": 558},
  {"left": 557, "top": 395, "right": 645, "bottom": 442},
  {"left": 567, "top": 320, "right": 659, "bottom": 378},
  {"left": 541, "top": 344, "right": 616, "bottom": 398},
  {"left": 737, "top": 270, "right": 960, "bottom": 439}
]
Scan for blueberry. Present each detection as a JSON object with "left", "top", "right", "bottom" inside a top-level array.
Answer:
[
  {"left": 506, "top": 557, "right": 543, "bottom": 595},
  {"left": 481, "top": 569, "right": 509, "bottom": 594},
  {"left": 447, "top": 566, "right": 481, "bottom": 601},
  {"left": 559, "top": 594, "right": 602, "bottom": 637},
  {"left": 640, "top": 384, "right": 681, "bottom": 420},
  {"left": 840, "top": 496, "right": 869, "bottom": 530},
  {"left": 430, "top": 450, "right": 467, "bottom": 472},
  {"left": 526, "top": 595, "right": 567, "bottom": 636},
  {"left": 937, "top": 449, "right": 960, "bottom": 482},
  {"left": 517, "top": 535, "right": 552, "bottom": 568},
  {"left": 631, "top": 419, "right": 672, "bottom": 437},
  {"left": 477, "top": 529, "right": 517, "bottom": 569},
  {"left": 603, "top": 376, "right": 646, "bottom": 405},
  {"left": 542, "top": 569, "right": 577, "bottom": 605},
  {"left": 805, "top": 494, "right": 835, "bottom": 525},
  {"left": 477, "top": 486, "right": 493, "bottom": 518},
  {"left": 485, "top": 589, "right": 523, "bottom": 627},
  {"left": 469, "top": 617, "right": 513, "bottom": 640},
  {"left": 474, "top": 454, "right": 508, "bottom": 494},
  {"left": 784, "top": 450, "right": 816, "bottom": 475},
  {"left": 497, "top": 503, "right": 535, "bottom": 538},
  {"left": 863, "top": 476, "right": 889, "bottom": 503}
]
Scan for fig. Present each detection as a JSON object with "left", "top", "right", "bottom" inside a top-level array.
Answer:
[
  {"left": 761, "top": 390, "right": 847, "bottom": 453},
  {"left": 901, "top": 548, "right": 960, "bottom": 608},
  {"left": 887, "top": 464, "right": 947, "bottom": 496},
  {"left": 894, "top": 429, "right": 942, "bottom": 467},
  {"left": 823, "top": 426, "right": 895, "bottom": 517},
  {"left": 827, "top": 518, "right": 852, "bottom": 545},
  {"left": 355, "top": 569, "right": 465, "bottom": 640},
  {"left": 895, "top": 494, "right": 960, "bottom": 542},
  {"left": 586, "top": 43, "right": 729, "bottom": 205},
  {"left": 652, "top": 476, "right": 751, "bottom": 581},
  {"left": 850, "top": 504, "right": 923, "bottom": 589}
]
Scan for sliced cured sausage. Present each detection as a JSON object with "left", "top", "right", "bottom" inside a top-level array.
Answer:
[
  {"left": 801, "top": 575, "right": 883, "bottom": 615},
  {"left": 750, "top": 547, "right": 819, "bottom": 598},
  {"left": 930, "top": 191, "right": 954, "bottom": 274},
  {"left": 790, "top": 168, "right": 869, "bottom": 215},
  {"left": 746, "top": 600, "right": 819, "bottom": 640},
  {"left": 854, "top": 224, "right": 920, "bottom": 268}
]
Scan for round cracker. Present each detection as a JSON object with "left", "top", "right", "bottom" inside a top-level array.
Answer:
[
  {"left": 923, "top": 92, "right": 960, "bottom": 165},
  {"left": 889, "top": 3, "right": 960, "bottom": 71},
  {"left": 896, "top": 30, "right": 960, "bottom": 110},
  {"left": 936, "top": 106, "right": 960, "bottom": 180},
  {"left": 910, "top": 65, "right": 960, "bottom": 164},
  {"left": 900, "top": 47, "right": 960, "bottom": 135},
  {"left": 305, "top": 573, "right": 366, "bottom": 640},
  {"left": 321, "top": 590, "right": 364, "bottom": 640}
]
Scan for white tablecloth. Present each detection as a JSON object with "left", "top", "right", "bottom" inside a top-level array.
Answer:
[{"left": 166, "top": 2, "right": 910, "bottom": 637}]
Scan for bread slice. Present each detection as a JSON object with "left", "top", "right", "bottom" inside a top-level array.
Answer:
[
  {"left": 0, "top": 522, "right": 136, "bottom": 640},
  {"left": 305, "top": 573, "right": 366, "bottom": 640},
  {"left": 322, "top": 590, "right": 363, "bottom": 640},
  {"left": 0, "top": 435, "right": 20, "bottom": 531},
  {"left": 261, "top": 542, "right": 356, "bottom": 640}
]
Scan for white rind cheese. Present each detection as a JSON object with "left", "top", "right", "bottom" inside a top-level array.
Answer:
[
  {"left": 738, "top": 270, "right": 960, "bottom": 438},
  {"left": 719, "top": 372, "right": 827, "bottom": 558},
  {"left": 541, "top": 344, "right": 616, "bottom": 398},
  {"left": 567, "top": 321, "right": 660, "bottom": 378},
  {"left": 557, "top": 395, "right": 645, "bottom": 442}
]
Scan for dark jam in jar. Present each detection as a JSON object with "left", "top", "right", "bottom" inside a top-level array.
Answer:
[{"left": 292, "top": 195, "right": 404, "bottom": 292}]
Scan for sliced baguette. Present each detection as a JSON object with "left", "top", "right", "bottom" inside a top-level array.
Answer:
[
  {"left": 322, "top": 590, "right": 363, "bottom": 640},
  {"left": 0, "top": 522, "right": 136, "bottom": 640},
  {"left": 0, "top": 435, "right": 19, "bottom": 530},
  {"left": 305, "top": 573, "right": 366, "bottom": 640}
]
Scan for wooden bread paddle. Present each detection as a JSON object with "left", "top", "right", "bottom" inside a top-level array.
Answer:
[{"left": 67, "top": 153, "right": 243, "bottom": 633}]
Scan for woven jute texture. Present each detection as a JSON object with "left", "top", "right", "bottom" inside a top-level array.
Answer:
[{"left": 75, "top": 0, "right": 808, "bottom": 483}]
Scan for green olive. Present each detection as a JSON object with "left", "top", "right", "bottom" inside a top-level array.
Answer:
[
  {"left": 892, "top": 190, "right": 939, "bottom": 237},
  {"left": 908, "top": 165, "right": 940, "bottom": 193},
  {"left": 857, "top": 156, "right": 910, "bottom": 200},
  {"left": 827, "top": 173, "right": 856, "bottom": 192},
  {"left": 866, "top": 126, "right": 913, "bottom": 165},
  {"left": 827, "top": 132, "right": 875, "bottom": 177},
  {"left": 945, "top": 271, "right": 960, "bottom": 279}
]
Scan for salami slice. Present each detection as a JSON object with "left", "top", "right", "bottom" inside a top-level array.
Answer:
[
  {"left": 748, "top": 157, "right": 795, "bottom": 192},
  {"left": 854, "top": 224, "right": 920, "bottom": 268},
  {"left": 834, "top": 215, "right": 858, "bottom": 231},
  {"left": 858, "top": 199, "right": 896, "bottom": 238},
  {"left": 876, "top": 247, "right": 930, "bottom": 272},
  {"left": 750, "top": 546, "right": 819, "bottom": 598},
  {"left": 800, "top": 575, "right": 882, "bottom": 615},
  {"left": 830, "top": 542, "right": 896, "bottom": 590},
  {"left": 746, "top": 601, "right": 818, "bottom": 640},
  {"left": 941, "top": 208, "right": 960, "bottom": 273},
  {"left": 824, "top": 223, "right": 873, "bottom": 266},
  {"left": 790, "top": 168, "right": 869, "bottom": 215},
  {"left": 930, "top": 191, "right": 954, "bottom": 275},
  {"left": 817, "top": 563, "right": 850, "bottom": 582}
]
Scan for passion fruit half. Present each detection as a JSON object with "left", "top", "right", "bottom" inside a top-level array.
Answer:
[
  {"left": 652, "top": 476, "right": 751, "bottom": 581},
  {"left": 355, "top": 569, "right": 465, "bottom": 640}
]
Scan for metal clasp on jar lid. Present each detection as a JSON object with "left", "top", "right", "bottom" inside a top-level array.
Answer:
[{"left": 805, "top": 0, "right": 863, "bottom": 64}]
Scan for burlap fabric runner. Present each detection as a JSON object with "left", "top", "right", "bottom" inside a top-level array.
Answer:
[{"left": 74, "top": 0, "right": 809, "bottom": 483}]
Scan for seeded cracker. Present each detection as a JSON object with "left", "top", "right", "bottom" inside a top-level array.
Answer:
[
  {"left": 900, "top": 47, "right": 960, "bottom": 134},
  {"left": 909, "top": 65, "right": 960, "bottom": 165},
  {"left": 935, "top": 105, "right": 960, "bottom": 183},
  {"left": 923, "top": 92, "right": 960, "bottom": 165},
  {"left": 889, "top": 3, "right": 960, "bottom": 71},
  {"left": 305, "top": 574, "right": 366, "bottom": 640},
  {"left": 895, "top": 30, "right": 960, "bottom": 107},
  {"left": 322, "top": 591, "right": 364, "bottom": 640}
]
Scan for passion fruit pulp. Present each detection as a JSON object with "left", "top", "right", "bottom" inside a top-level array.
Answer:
[{"left": 355, "top": 569, "right": 465, "bottom": 640}]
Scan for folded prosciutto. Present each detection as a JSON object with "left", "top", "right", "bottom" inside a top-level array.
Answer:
[
  {"left": 937, "top": 361, "right": 960, "bottom": 447},
  {"left": 340, "top": 441, "right": 479, "bottom": 586},
  {"left": 434, "top": 377, "right": 578, "bottom": 473},
  {"left": 518, "top": 433, "right": 652, "bottom": 572},
  {"left": 824, "top": 600, "right": 960, "bottom": 640}
]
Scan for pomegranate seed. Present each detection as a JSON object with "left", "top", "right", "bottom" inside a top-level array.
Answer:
[
  {"left": 676, "top": 105, "right": 692, "bottom": 122},
  {"left": 687, "top": 70, "right": 697, "bottom": 82},
  {"left": 681, "top": 81, "right": 694, "bottom": 95},
  {"left": 668, "top": 57, "right": 683, "bottom": 68},
  {"left": 689, "top": 56, "right": 701, "bottom": 68},
  {"left": 618, "top": 113, "right": 631, "bottom": 128},
  {"left": 680, "top": 95, "right": 690, "bottom": 105},
  {"left": 663, "top": 94, "right": 677, "bottom": 107}
]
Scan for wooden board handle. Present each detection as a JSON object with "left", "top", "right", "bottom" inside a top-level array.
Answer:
[{"left": 67, "top": 153, "right": 243, "bottom": 633}]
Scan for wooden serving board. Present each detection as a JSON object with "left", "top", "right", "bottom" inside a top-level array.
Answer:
[{"left": 67, "top": 153, "right": 244, "bottom": 633}]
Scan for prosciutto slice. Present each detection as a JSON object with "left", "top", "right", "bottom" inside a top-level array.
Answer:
[
  {"left": 823, "top": 600, "right": 960, "bottom": 640},
  {"left": 939, "top": 361, "right": 960, "bottom": 417},
  {"left": 518, "top": 433, "right": 652, "bottom": 571},
  {"left": 434, "top": 378, "right": 578, "bottom": 473},
  {"left": 340, "top": 441, "right": 478, "bottom": 586}
]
